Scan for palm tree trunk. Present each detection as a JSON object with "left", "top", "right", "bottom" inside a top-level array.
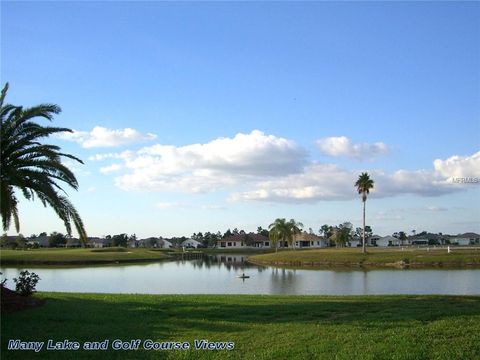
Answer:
[{"left": 362, "top": 199, "right": 366, "bottom": 254}]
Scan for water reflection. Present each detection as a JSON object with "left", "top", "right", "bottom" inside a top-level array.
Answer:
[{"left": 1, "top": 254, "right": 479, "bottom": 295}]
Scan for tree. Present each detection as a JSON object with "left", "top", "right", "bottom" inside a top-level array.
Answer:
[
  {"left": 268, "top": 227, "right": 280, "bottom": 252},
  {"left": 330, "top": 223, "right": 352, "bottom": 248},
  {"left": 0, "top": 83, "right": 87, "bottom": 243},
  {"left": 398, "top": 231, "right": 407, "bottom": 246},
  {"left": 16, "top": 233, "right": 26, "bottom": 249},
  {"left": 112, "top": 234, "right": 128, "bottom": 247},
  {"left": 355, "top": 172, "right": 374, "bottom": 254},
  {"left": 287, "top": 219, "right": 304, "bottom": 250},
  {"left": 268, "top": 218, "right": 303, "bottom": 250},
  {"left": 49, "top": 232, "right": 66, "bottom": 247},
  {"left": 320, "top": 224, "right": 332, "bottom": 238}
]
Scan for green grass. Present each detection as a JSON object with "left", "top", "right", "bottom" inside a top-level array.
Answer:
[
  {"left": 249, "top": 247, "right": 480, "bottom": 268},
  {"left": 0, "top": 248, "right": 170, "bottom": 265},
  {"left": 2, "top": 293, "right": 480, "bottom": 359}
]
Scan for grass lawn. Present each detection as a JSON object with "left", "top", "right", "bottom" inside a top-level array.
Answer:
[
  {"left": 1, "top": 293, "right": 479, "bottom": 359},
  {"left": 0, "top": 248, "right": 170, "bottom": 265},
  {"left": 249, "top": 247, "right": 480, "bottom": 268}
]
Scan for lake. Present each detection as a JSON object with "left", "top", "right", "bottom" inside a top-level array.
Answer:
[{"left": 1, "top": 254, "right": 479, "bottom": 295}]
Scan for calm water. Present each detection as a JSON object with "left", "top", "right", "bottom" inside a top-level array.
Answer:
[{"left": 1, "top": 254, "right": 479, "bottom": 295}]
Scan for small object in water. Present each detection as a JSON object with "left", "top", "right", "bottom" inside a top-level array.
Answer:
[{"left": 237, "top": 272, "right": 250, "bottom": 279}]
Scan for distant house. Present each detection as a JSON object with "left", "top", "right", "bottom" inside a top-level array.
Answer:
[
  {"left": 451, "top": 233, "right": 480, "bottom": 246},
  {"left": 376, "top": 235, "right": 401, "bottom": 247},
  {"left": 66, "top": 238, "right": 82, "bottom": 248},
  {"left": 138, "top": 237, "right": 159, "bottom": 248},
  {"left": 1, "top": 235, "right": 19, "bottom": 247},
  {"left": 293, "top": 232, "right": 328, "bottom": 248},
  {"left": 349, "top": 237, "right": 362, "bottom": 247},
  {"left": 217, "top": 233, "right": 269, "bottom": 249},
  {"left": 89, "top": 237, "right": 112, "bottom": 248},
  {"left": 408, "top": 233, "right": 448, "bottom": 246},
  {"left": 30, "top": 235, "right": 51, "bottom": 247},
  {"left": 367, "top": 235, "right": 381, "bottom": 246},
  {"left": 159, "top": 239, "right": 173, "bottom": 249},
  {"left": 181, "top": 239, "right": 202, "bottom": 248}
]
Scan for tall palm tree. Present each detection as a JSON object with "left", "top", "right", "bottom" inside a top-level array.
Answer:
[
  {"left": 355, "top": 172, "right": 374, "bottom": 254},
  {"left": 0, "top": 83, "right": 87, "bottom": 243}
]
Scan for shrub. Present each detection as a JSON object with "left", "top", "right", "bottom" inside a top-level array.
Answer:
[{"left": 13, "top": 270, "right": 40, "bottom": 296}]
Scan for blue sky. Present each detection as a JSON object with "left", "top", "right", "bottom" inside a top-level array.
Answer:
[{"left": 1, "top": 1, "right": 479, "bottom": 238}]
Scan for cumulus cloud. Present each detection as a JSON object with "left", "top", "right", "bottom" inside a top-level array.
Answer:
[
  {"left": 231, "top": 150, "right": 479, "bottom": 203},
  {"left": 316, "top": 136, "right": 389, "bottom": 160},
  {"left": 114, "top": 130, "right": 307, "bottom": 193},
  {"left": 433, "top": 151, "right": 480, "bottom": 180},
  {"left": 58, "top": 126, "right": 157, "bottom": 148}
]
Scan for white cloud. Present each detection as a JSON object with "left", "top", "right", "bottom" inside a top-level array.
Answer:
[
  {"left": 433, "top": 151, "right": 480, "bottom": 180},
  {"left": 88, "top": 153, "right": 124, "bottom": 161},
  {"left": 114, "top": 130, "right": 307, "bottom": 192},
  {"left": 230, "top": 151, "right": 479, "bottom": 203},
  {"left": 316, "top": 136, "right": 389, "bottom": 160},
  {"left": 59, "top": 126, "right": 157, "bottom": 148},
  {"left": 100, "top": 163, "right": 123, "bottom": 174}
]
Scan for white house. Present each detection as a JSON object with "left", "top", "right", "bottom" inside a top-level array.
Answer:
[
  {"left": 376, "top": 235, "right": 401, "bottom": 247},
  {"left": 159, "top": 239, "right": 173, "bottom": 249},
  {"left": 181, "top": 239, "right": 202, "bottom": 248},
  {"left": 293, "top": 233, "right": 328, "bottom": 249},
  {"left": 451, "top": 233, "right": 480, "bottom": 246},
  {"left": 367, "top": 235, "right": 381, "bottom": 246},
  {"left": 217, "top": 234, "right": 269, "bottom": 249}
]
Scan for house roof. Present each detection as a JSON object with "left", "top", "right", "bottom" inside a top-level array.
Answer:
[
  {"left": 294, "top": 232, "right": 323, "bottom": 241},
  {"left": 454, "top": 232, "right": 480, "bottom": 238},
  {"left": 221, "top": 233, "right": 268, "bottom": 242}
]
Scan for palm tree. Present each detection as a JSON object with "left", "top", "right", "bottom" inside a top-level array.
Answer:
[
  {"left": 0, "top": 83, "right": 87, "bottom": 243},
  {"left": 355, "top": 172, "right": 374, "bottom": 254},
  {"left": 268, "top": 226, "right": 280, "bottom": 252},
  {"left": 269, "top": 218, "right": 289, "bottom": 250},
  {"left": 287, "top": 218, "right": 303, "bottom": 250},
  {"left": 268, "top": 218, "right": 304, "bottom": 250}
]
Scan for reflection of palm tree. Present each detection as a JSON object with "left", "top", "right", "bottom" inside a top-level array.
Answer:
[
  {"left": 0, "top": 83, "right": 87, "bottom": 243},
  {"left": 355, "top": 172, "right": 374, "bottom": 254}
]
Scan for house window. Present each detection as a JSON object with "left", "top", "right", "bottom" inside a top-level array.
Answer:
[
  {"left": 228, "top": 242, "right": 232, "bottom": 247},
  {"left": 221, "top": 242, "right": 226, "bottom": 248},
  {"left": 317, "top": 241, "right": 320, "bottom": 245},
  {"left": 265, "top": 241, "right": 269, "bottom": 246}
]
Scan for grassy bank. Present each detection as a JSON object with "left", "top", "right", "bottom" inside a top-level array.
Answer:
[
  {"left": 0, "top": 248, "right": 170, "bottom": 265},
  {"left": 249, "top": 247, "right": 480, "bottom": 269},
  {"left": 2, "top": 293, "right": 479, "bottom": 359}
]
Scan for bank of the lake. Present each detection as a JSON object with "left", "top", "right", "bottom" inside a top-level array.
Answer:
[
  {"left": 0, "top": 248, "right": 171, "bottom": 266},
  {"left": 2, "top": 293, "right": 479, "bottom": 359},
  {"left": 249, "top": 247, "right": 480, "bottom": 269}
]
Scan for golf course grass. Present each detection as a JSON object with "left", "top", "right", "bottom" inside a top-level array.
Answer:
[
  {"left": 249, "top": 247, "right": 480, "bottom": 268},
  {"left": 1, "top": 293, "right": 479, "bottom": 359},
  {"left": 0, "top": 247, "right": 171, "bottom": 265}
]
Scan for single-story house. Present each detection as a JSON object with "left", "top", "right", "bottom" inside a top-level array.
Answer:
[
  {"left": 367, "top": 235, "right": 381, "bottom": 246},
  {"left": 293, "top": 232, "right": 328, "bottom": 248},
  {"left": 450, "top": 233, "right": 480, "bottom": 246},
  {"left": 217, "top": 233, "right": 269, "bottom": 249},
  {"left": 376, "top": 235, "right": 401, "bottom": 247},
  {"left": 66, "top": 238, "right": 82, "bottom": 248},
  {"left": 181, "top": 239, "right": 202, "bottom": 248},
  {"left": 159, "top": 239, "right": 173, "bottom": 249},
  {"left": 89, "top": 237, "right": 112, "bottom": 248}
]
